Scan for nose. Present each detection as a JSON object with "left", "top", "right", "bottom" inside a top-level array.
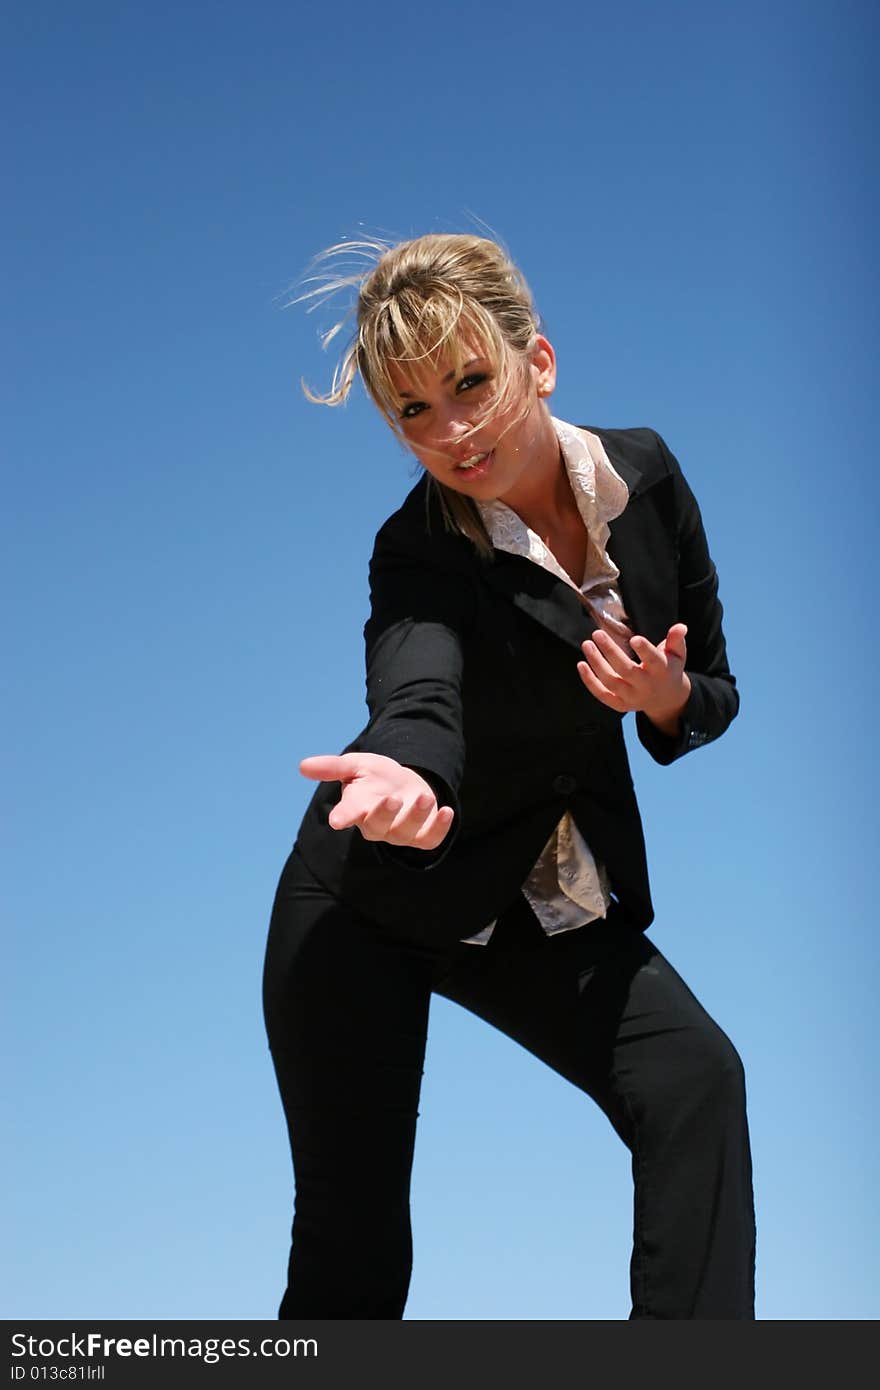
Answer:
[
  {"left": 433, "top": 403, "right": 477, "bottom": 452},
  {"left": 445, "top": 416, "right": 472, "bottom": 441}
]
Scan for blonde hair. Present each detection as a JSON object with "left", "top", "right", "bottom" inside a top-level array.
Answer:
[{"left": 292, "top": 233, "right": 543, "bottom": 557}]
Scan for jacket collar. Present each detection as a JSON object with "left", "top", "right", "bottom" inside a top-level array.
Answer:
[{"left": 584, "top": 426, "right": 649, "bottom": 500}]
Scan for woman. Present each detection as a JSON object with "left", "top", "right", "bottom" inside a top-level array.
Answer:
[{"left": 262, "top": 233, "right": 756, "bottom": 1319}]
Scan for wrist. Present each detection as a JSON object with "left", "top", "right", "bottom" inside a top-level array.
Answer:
[{"left": 642, "top": 674, "right": 691, "bottom": 738}]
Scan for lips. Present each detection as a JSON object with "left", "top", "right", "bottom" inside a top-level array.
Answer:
[{"left": 453, "top": 449, "right": 494, "bottom": 480}]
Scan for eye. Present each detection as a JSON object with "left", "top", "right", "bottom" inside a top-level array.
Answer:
[
  {"left": 398, "top": 372, "right": 490, "bottom": 421},
  {"left": 458, "top": 373, "right": 489, "bottom": 392}
]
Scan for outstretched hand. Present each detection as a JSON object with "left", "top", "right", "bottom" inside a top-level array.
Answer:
[
  {"left": 299, "top": 752, "right": 455, "bottom": 851},
  {"left": 577, "top": 622, "right": 692, "bottom": 732}
]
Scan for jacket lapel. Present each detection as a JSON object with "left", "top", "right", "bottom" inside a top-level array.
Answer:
[
  {"left": 483, "top": 549, "right": 600, "bottom": 653},
  {"left": 481, "top": 427, "right": 670, "bottom": 653},
  {"left": 597, "top": 430, "right": 677, "bottom": 645}
]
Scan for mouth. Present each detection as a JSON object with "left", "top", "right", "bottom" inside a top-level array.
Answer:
[{"left": 453, "top": 449, "right": 494, "bottom": 480}]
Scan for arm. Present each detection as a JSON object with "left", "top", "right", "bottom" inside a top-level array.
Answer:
[
  {"left": 634, "top": 431, "right": 740, "bottom": 765},
  {"left": 299, "top": 523, "right": 473, "bottom": 866},
  {"left": 360, "top": 528, "right": 473, "bottom": 864},
  {"left": 360, "top": 530, "right": 471, "bottom": 809},
  {"left": 577, "top": 431, "right": 739, "bottom": 765}
]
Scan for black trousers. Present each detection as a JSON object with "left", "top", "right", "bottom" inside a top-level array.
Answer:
[{"left": 262, "top": 846, "right": 756, "bottom": 1320}]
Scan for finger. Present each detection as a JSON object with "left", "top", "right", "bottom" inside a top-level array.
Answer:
[
  {"left": 663, "top": 623, "right": 688, "bottom": 662},
  {"left": 330, "top": 791, "right": 400, "bottom": 834},
  {"left": 408, "top": 804, "right": 455, "bottom": 851},
  {"left": 576, "top": 660, "right": 628, "bottom": 711},
  {"left": 354, "top": 794, "right": 406, "bottom": 841},
  {"left": 300, "top": 753, "right": 359, "bottom": 782},
  {"left": 581, "top": 638, "right": 634, "bottom": 693},
  {"left": 629, "top": 634, "right": 664, "bottom": 669},
  {"left": 585, "top": 630, "right": 637, "bottom": 678},
  {"left": 326, "top": 791, "right": 363, "bottom": 831},
  {"left": 385, "top": 791, "right": 436, "bottom": 842}
]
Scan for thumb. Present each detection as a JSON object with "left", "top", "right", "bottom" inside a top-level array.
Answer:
[
  {"left": 664, "top": 623, "right": 688, "bottom": 662},
  {"left": 299, "top": 753, "right": 360, "bottom": 783}
]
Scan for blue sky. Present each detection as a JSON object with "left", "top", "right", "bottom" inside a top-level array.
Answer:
[{"left": 4, "top": 0, "right": 877, "bottom": 1320}]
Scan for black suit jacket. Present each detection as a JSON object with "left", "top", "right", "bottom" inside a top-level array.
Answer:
[{"left": 295, "top": 426, "right": 739, "bottom": 946}]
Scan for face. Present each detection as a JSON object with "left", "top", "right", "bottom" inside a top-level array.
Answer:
[{"left": 386, "top": 335, "right": 558, "bottom": 503}]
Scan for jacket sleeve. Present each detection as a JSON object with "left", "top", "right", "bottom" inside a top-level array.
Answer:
[
  {"left": 635, "top": 431, "right": 741, "bottom": 766},
  {"left": 358, "top": 524, "right": 474, "bottom": 866}
]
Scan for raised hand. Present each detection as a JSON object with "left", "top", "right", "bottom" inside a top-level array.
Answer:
[
  {"left": 299, "top": 752, "right": 455, "bottom": 851},
  {"left": 577, "top": 622, "right": 692, "bottom": 735}
]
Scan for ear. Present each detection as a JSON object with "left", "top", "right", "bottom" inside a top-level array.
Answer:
[{"left": 529, "top": 334, "right": 557, "bottom": 398}]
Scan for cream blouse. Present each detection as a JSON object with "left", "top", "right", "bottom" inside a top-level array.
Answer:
[{"left": 460, "top": 416, "right": 633, "bottom": 945}]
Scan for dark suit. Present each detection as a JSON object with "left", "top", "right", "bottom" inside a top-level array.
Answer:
[
  {"left": 263, "top": 426, "right": 755, "bottom": 1320},
  {"left": 294, "top": 425, "right": 739, "bottom": 945}
]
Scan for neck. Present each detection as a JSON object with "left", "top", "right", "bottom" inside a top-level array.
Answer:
[{"left": 499, "top": 412, "right": 577, "bottom": 534}]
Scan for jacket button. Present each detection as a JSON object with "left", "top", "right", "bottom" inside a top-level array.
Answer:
[{"left": 552, "top": 774, "right": 577, "bottom": 795}]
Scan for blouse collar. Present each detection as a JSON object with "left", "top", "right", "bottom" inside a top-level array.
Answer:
[{"left": 475, "top": 417, "right": 630, "bottom": 588}]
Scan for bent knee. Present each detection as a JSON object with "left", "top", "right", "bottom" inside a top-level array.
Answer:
[
  {"left": 648, "top": 1022, "right": 748, "bottom": 1122},
  {"left": 690, "top": 1026, "right": 749, "bottom": 1118}
]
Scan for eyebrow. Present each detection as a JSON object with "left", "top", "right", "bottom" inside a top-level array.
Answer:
[{"left": 398, "top": 358, "right": 486, "bottom": 398}]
